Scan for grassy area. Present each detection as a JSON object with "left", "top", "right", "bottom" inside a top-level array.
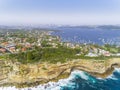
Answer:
[
  {"left": 6, "top": 45, "right": 120, "bottom": 64},
  {"left": 102, "top": 44, "right": 120, "bottom": 53},
  {"left": 0, "top": 42, "right": 117, "bottom": 64},
  {"left": 8, "top": 47, "right": 81, "bottom": 64}
]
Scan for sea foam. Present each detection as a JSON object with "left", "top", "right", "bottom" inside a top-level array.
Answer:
[{"left": 0, "top": 69, "right": 120, "bottom": 90}]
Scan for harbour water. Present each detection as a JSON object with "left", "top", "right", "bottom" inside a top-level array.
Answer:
[
  {"left": 52, "top": 27, "right": 120, "bottom": 45},
  {"left": 1, "top": 27, "right": 120, "bottom": 90}
]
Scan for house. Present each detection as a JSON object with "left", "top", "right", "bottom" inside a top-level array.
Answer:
[
  {"left": 103, "top": 51, "right": 111, "bottom": 56},
  {"left": 86, "top": 52, "right": 98, "bottom": 57},
  {"left": 25, "top": 43, "right": 32, "bottom": 48},
  {"left": 0, "top": 48, "right": 6, "bottom": 53},
  {"left": 6, "top": 44, "right": 16, "bottom": 52},
  {"left": 1, "top": 42, "right": 9, "bottom": 47},
  {"left": 22, "top": 47, "right": 27, "bottom": 52},
  {"left": 99, "top": 49, "right": 111, "bottom": 56},
  {"left": 9, "top": 47, "right": 16, "bottom": 52}
]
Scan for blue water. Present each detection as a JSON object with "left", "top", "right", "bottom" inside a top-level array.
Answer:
[
  {"left": 25, "top": 68, "right": 120, "bottom": 90},
  {"left": 5, "top": 27, "right": 120, "bottom": 90},
  {"left": 60, "top": 68, "right": 120, "bottom": 90},
  {"left": 51, "top": 27, "right": 120, "bottom": 90},
  {"left": 52, "top": 27, "right": 120, "bottom": 45},
  {"left": 1, "top": 69, "right": 120, "bottom": 90}
]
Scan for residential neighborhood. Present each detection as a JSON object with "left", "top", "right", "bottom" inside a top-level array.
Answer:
[
  {"left": 0, "top": 30, "right": 61, "bottom": 54},
  {"left": 0, "top": 29, "right": 120, "bottom": 59}
]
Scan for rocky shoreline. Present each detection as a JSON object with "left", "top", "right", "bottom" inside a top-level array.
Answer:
[{"left": 0, "top": 58, "right": 120, "bottom": 88}]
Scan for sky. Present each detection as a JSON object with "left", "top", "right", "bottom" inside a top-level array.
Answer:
[{"left": 0, "top": 0, "right": 120, "bottom": 25}]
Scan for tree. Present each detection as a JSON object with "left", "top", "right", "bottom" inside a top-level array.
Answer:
[{"left": 27, "top": 51, "right": 32, "bottom": 62}]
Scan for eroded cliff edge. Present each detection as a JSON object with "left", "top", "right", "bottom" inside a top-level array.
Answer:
[{"left": 0, "top": 58, "right": 120, "bottom": 88}]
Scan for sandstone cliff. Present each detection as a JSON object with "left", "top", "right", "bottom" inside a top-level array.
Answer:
[{"left": 0, "top": 58, "right": 120, "bottom": 88}]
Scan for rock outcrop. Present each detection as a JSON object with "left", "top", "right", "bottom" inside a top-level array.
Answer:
[{"left": 0, "top": 58, "right": 120, "bottom": 88}]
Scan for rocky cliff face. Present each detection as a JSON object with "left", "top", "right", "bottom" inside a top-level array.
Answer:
[{"left": 0, "top": 58, "right": 120, "bottom": 88}]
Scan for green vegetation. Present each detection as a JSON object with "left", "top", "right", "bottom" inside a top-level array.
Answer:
[
  {"left": 8, "top": 45, "right": 120, "bottom": 64},
  {"left": 103, "top": 44, "right": 120, "bottom": 53},
  {"left": 9, "top": 49, "right": 42, "bottom": 64},
  {"left": 0, "top": 29, "right": 120, "bottom": 64},
  {"left": 8, "top": 46, "right": 81, "bottom": 64}
]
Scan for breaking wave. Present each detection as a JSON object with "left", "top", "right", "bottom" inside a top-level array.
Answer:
[{"left": 1, "top": 68, "right": 120, "bottom": 90}]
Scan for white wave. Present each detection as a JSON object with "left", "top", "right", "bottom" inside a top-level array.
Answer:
[
  {"left": 106, "top": 68, "right": 120, "bottom": 80},
  {"left": 114, "top": 68, "right": 120, "bottom": 73},
  {"left": 71, "top": 70, "right": 89, "bottom": 80},
  {"left": 0, "top": 70, "right": 80, "bottom": 90},
  {"left": 0, "top": 67, "right": 120, "bottom": 90},
  {"left": 0, "top": 87, "right": 16, "bottom": 90}
]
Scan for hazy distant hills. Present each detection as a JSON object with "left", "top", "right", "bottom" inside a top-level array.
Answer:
[
  {"left": 97, "top": 25, "right": 120, "bottom": 30},
  {"left": 0, "top": 25, "right": 120, "bottom": 30},
  {"left": 57, "top": 25, "right": 120, "bottom": 30}
]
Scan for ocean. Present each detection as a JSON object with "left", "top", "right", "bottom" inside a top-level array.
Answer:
[
  {"left": 1, "top": 27, "right": 120, "bottom": 90},
  {"left": 1, "top": 68, "right": 120, "bottom": 90},
  {"left": 52, "top": 27, "right": 120, "bottom": 45}
]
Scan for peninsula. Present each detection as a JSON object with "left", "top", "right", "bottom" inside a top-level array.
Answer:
[{"left": 0, "top": 29, "right": 120, "bottom": 88}]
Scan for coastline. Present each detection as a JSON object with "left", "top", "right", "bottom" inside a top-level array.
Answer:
[{"left": 0, "top": 58, "right": 120, "bottom": 88}]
